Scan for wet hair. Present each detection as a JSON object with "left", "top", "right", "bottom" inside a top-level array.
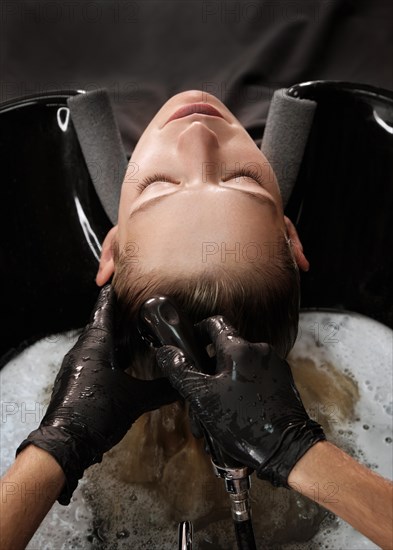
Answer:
[{"left": 111, "top": 236, "right": 300, "bottom": 374}]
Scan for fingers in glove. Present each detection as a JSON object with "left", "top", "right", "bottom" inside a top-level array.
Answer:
[
  {"left": 70, "top": 285, "right": 117, "bottom": 363},
  {"left": 195, "top": 316, "right": 243, "bottom": 374},
  {"left": 88, "top": 284, "right": 116, "bottom": 332},
  {"left": 189, "top": 408, "right": 205, "bottom": 439},
  {"left": 196, "top": 315, "right": 240, "bottom": 343},
  {"left": 156, "top": 345, "right": 209, "bottom": 400}
]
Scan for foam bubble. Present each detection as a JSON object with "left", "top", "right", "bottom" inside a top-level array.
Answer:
[{"left": 1, "top": 312, "right": 391, "bottom": 549}]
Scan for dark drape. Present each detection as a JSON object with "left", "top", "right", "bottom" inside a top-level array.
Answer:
[{"left": 1, "top": 0, "right": 392, "bottom": 154}]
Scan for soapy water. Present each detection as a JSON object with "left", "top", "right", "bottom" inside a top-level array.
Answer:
[{"left": 0, "top": 311, "right": 391, "bottom": 549}]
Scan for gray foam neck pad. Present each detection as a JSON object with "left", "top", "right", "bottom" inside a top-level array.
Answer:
[
  {"left": 261, "top": 89, "right": 317, "bottom": 208},
  {"left": 67, "top": 88, "right": 315, "bottom": 224},
  {"left": 67, "top": 90, "right": 128, "bottom": 226}
]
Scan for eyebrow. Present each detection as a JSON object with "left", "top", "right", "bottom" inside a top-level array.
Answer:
[{"left": 128, "top": 186, "right": 276, "bottom": 221}]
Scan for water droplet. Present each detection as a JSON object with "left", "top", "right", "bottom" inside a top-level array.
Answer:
[
  {"left": 82, "top": 356, "right": 89, "bottom": 362},
  {"left": 363, "top": 424, "right": 369, "bottom": 430},
  {"left": 116, "top": 529, "right": 130, "bottom": 539},
  {"left": 383, "top": 404, "right": 392, "bottom": 416},
  {"left": 263, "top": 423, "right": 274, "bottom": 433}
]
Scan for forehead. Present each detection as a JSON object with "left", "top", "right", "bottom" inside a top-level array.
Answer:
[{"left": 118, "top": 187, "right": 284, "bottom": 274}]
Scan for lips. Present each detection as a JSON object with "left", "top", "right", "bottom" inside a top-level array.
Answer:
[{"left": 166, "top": 103, "right": 224, "bottom": 125}]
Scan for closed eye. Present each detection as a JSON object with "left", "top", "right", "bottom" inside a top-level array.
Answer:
[
  {"left": 222, "top": 169, "right": 264, "bottom": 187},
  {"left": 136, "top": 173, "right": 180, "bottom": 193},
  {"left": 136, "top": 169, "right": 264, "bottom": 193}
]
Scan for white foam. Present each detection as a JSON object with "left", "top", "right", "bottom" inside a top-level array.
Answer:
[{"left": 1, "top": 312, "right": 391, "bottom": 549}]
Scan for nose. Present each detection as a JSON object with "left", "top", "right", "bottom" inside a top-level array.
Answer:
[{"left": 176, "top": 122, "right": 220, "bottom": 184}]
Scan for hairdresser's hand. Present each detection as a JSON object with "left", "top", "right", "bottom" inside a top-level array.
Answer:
[
  {"left": 16, "top": 285, "right": 179, "bottom": 504},
  {"left": 156, "top": 316, "right": 325, "bottom": 488}
]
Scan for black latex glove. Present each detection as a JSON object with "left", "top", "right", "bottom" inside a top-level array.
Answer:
[
  {"left": 16, "top": 285, "right": 179, "bottom": 504},
  {"left": 156, "top": 315, "right": 326, "bottom": 488}
]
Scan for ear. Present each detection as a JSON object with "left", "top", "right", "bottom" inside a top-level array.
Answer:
[
  {"left": 96, "top": 226, "right": 118, "bottom": 286},
  {"left": 284, "top": 216, "right": 310, "bottom": 272}
]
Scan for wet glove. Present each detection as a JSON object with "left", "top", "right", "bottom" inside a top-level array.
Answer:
[
  {"left": 156, "top": 315, "right": 326, "bottom": 488},
  {"left": 16, "top": 285, "right": 179, "bottom": 504}
]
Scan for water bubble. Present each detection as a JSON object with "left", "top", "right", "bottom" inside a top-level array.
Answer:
[
  {"left": 248, "top": 418, "right": 253, "bottom": 423},
  {"left": 116, "top": 529, "right": 130, "bottom": 539},
  {"left": 264, "top": 423, "right": 274, "bottom": 433},
  {"left": 385, "top": 437, "right": 392, "bottom": 444},
  {"left": 362, "top": 424, "right": 369, "bottom": 430},
  {"left": 383, "top": 404, "right": 392, "bottom": 416}
]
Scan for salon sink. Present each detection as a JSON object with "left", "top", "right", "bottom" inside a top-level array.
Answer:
[
  {"left": 286, "top": 81, "right": 393, "bottom": 328},
  {"left": 0, "top": 91, "right": 111, "bottom": 366},
  {"left": 1, "top": 310, "right": 391, "bottom": 549},
  {"left": 1, "top": 82, "right": 392, "bottom": 368}
]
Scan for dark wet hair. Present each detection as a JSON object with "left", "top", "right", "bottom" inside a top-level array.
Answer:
[{"left": 111, "top": 235, "right": 300, "bottom": 374}]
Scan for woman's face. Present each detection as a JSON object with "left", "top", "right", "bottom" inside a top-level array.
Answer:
[{"left": 113, "top": 90, "right": 287, "bottom": 277}]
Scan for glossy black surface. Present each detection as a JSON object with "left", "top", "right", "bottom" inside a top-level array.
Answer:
[
  {"left": 286, "top": 81, "right": 393, "bottom": 328},
  {"left": 1, "top": 82, "right": 392, "bottom": 367},
  {"left": 0, "top": 92, "right": 112, "bottom": 366},
  {"left": 138, "top": 296, "right": 215, "bottom": 374}
]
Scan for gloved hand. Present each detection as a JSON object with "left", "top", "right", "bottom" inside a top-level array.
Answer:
[
  {"left": 16, "top": 285, "right": 179, "bottom": 504},
  {"left": 156, "top": 315, "right": 326, "bottom": 488}
]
